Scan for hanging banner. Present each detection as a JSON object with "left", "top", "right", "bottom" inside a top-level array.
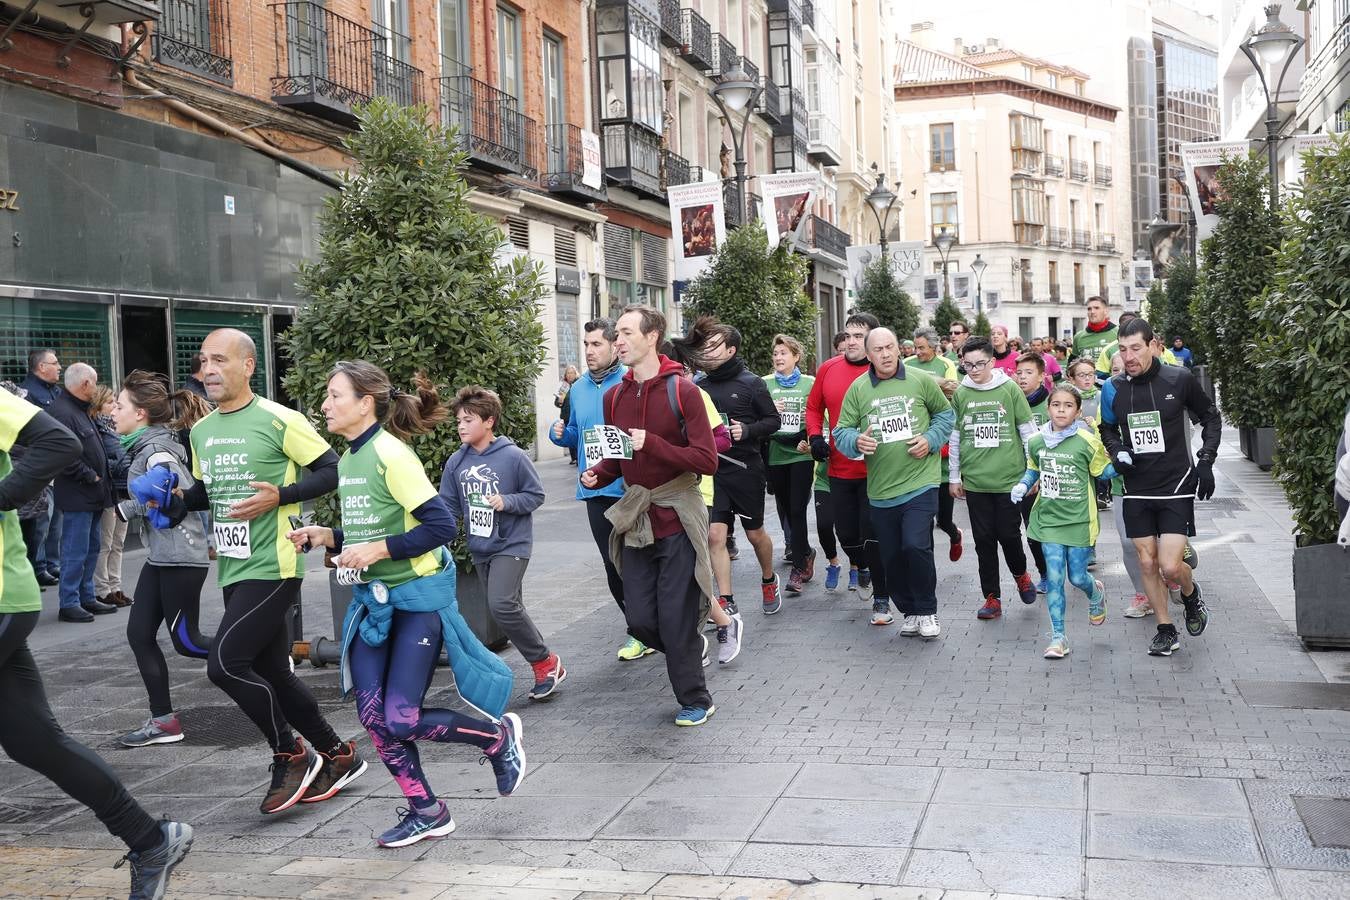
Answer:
[
  {"left": 1291, "top": 134, "right": 1336, "bottom": 185},
  {"left": 846, "top": 241, "right": 925, "bottom": 298},
  {"left": 1131, "top": 259, "right": 1154, "bottom": 294},
  {"left": 581, "top": 130, "right": 602, "bottom": 189},
  {"left": 1180, "top": 140, "right": 1250, "bottom": 241},
  {"left": 668, "top": 180, "right": 726, "bottom": 282},
  {"left": 759, "top": 171, "right": 821, "bottom": 249}
]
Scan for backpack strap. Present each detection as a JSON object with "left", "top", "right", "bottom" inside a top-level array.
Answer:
[{"left": 666, "top": 375, "right": 686, "bottom": 433}]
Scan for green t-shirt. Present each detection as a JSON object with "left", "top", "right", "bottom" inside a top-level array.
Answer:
[
  {"left": 1026, "top": 394, "right": 1049, "bottom": 431},
  {"left": 191, "top": 395, "right": 333, "bottom": 587},
  {"left": 339, "top": 429, "right": 442, "bottom": 589},
  {"left": 905, "top": 354, "right": 959, "bottom": 381},
  {"left": 763, "top": 374, "right": 815, "bottom": 467},
  {"left": 952, "top": 379, "right": 1032, "bottom": 493},
  {"left": 1073, "top": 325, "right": 1117, "bottom": 362},
  {"left": 836, "top": 370, "right": 950, "bottom": 502},
  {"left": 1026, "top": 427, "right": 1110, "bottom": 547},
  {"left": 0, "top": 391, "right": 41, "bottom": 613}
]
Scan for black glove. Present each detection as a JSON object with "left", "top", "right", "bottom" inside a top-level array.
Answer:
[
  {"left": 1195, "top": 461, "right": 1215, "bottom": 501},
  {"left": 809, "top": 435, "right": 830, "bottom": 462}
]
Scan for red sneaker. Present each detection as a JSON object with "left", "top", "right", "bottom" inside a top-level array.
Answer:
[
  {"left": 949, "top": 528, "right": 963, "bottom": 562},
  {"left": 785, "top": 568, "right": 804, "bottom": 594},
  {"left": 528, "top": 654, "right": 566, "bottom": 700},
  {"left": 1015, "top": 572, "right": 1037, "bottom": 605},
  {"left": 976, "top": 594, "right": 1002, "bottom": 620},
  {"left": 801, "top": 549, "right": 816, "bottom": 582}
]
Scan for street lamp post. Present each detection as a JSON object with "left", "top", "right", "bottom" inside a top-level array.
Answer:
[
  {"left": 970, "top": 253, "right": 987, "bottom": 316},
  {"left": 864, "top": 163, "right": 898, "bottom": 256},
  {"left": 709, "top": 66, "right": 762, "bottom": 227},
  {"left": 1239, "top": 3, "right": 1305, "bottom": 213},
  {"left": 934, "top": 226, "right": 957, "bottom": 300}
]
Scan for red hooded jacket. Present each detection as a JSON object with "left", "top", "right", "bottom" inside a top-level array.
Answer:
[
  {"left": 587, "top": 356, "right": 718, "bottom": 539},
  {"left": 805, "top": 354, "right": 870, "bottom": 480}
]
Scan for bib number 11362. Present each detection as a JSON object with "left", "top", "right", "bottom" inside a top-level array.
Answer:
[{"left": 214, "top": 521, "right": 250, "bottom": 560}]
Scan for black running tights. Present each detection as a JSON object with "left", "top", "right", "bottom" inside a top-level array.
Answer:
[{"left": 127, "top": 565, "right": 211, "bottom": 718}]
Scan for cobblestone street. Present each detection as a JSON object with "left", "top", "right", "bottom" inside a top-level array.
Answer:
[{"left": 3, "top": 439, "right": 1349, "bottom": 899}]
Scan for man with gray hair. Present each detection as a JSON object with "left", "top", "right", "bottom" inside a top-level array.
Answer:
[
  {"left": 21, "top": 348, "right": 63, "bottom": 586},
  {"left": 46, "top": 361, "right": 117, "bottom": 621}
]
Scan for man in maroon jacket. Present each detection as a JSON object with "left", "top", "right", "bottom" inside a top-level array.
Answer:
[
  {"left": 806, "top": 311, "right": 894, "bottom": 626},
  {"left": 581, "top": 305, "right": 720, "bottom": 727}
]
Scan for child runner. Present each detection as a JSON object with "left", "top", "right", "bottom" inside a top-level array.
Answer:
[
  {"left": 1069, "top": 359, "right": 1101, "bottom": 422},
  {"left": 111, "top": 371, "right": 215, "bottom": 747},
  {"left": 440, "top": 387, "right": 564, "bottom": 700},
  {"left": 1011, "top": 385, "right": 1113, "bottom": 659},
  {"left": 763, "top": 334, "right": 817, "bottom": 595},
  {"left": 1013, "top": 352, "right": 1050, "bottom": 592},
  {"left": 288, "top": 363, "right": 524, "bottom": 847}
]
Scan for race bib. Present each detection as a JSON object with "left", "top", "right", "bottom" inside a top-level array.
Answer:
[
  {"left": 777, "top": 398, "right": 804, "bottom": 433},
  {"left": 1127, "top": 411, "right": 1165, "bottom": 454},
  {"left": 213, "top": 521, "right": 250, "bottom": 560},
  {"left": 1040, "top": 471, "right": 1062, "bottom": 500},
  {"left": 581, "top": 428, "right": 605, "bottom": 467},
  {"left": 468, "top": 493, "right": 495, "bottom": 538},
  {"left": 719, "top": 412, "right": 731, "bottom": 430},
  {"left": 973, "top": 420, "right": 1001, "bottom": 448},
  {"left": 873, "top": 411, "right": 913, "bottom": 444},
  {"left": 596, "top": 424, "right": 633, "bottom": 459}
]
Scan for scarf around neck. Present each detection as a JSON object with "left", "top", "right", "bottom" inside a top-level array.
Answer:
[
  {"left": 774, "top": 367, "right": 802, "bottom": 388},
  {"left": 589, "top": 357, "right": 622, "bottom": 386}
]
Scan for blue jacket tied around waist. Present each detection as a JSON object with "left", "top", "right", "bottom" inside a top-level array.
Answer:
[{"left": 338, "top": 553, "right": 513, "bottom": 721}]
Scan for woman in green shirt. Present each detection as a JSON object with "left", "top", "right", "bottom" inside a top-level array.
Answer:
[{"left": 763, "top": 334, "right": 818, "bottom": 594}]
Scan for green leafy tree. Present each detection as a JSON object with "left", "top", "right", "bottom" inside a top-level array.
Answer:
[
  {"left": 1251, "top": 137, "right": 1350, "bottom": 544},
  {"left": 282, "top": 98, "right": 547, "bottom": 527},
  {"left": 1152, "top": 254, "right": 1200, "bottom": 358},
  {"left": 682, "top": 222, "right": 815, "bottom": 373},
  {"left": 1189, "top": 151, "right": 1279, "bottom": 429},
  {"left": 929, "top": 296, "right": 967, "bottom": 337},
  {"left": 854, "top": 255, "right": 920, "bottom": 339},
  {"left": 1143, "top": 279, "right": 1165, "bottom": 323},
  {"left": 971, "top": 310, "right": 993, "bottom": 338}
]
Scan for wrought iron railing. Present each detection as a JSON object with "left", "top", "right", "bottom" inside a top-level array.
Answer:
[
  {"left": 801, "top": 0, "right": 815, "bottom": 30},
  {"left": 658, "top": 0, "right": 681, "bottom": 47},
  {"left": 439, "top": 72, "right": 526, "bottom": 172},
  {"left": 520, "top": 115, "right": 541, "bottom": 180},
  {"left": 153, "top": 0, "right": 233, "bottom": 83},
  {"left": 1046, "top": 226, "right": 1068, "bottom": 247},
  {"left": 1049, "top": 283, "right": 1061, "bottom": 302},
  {"left": 741, "top": 56, "right": 760, "bottom": 84},
  {"left": 757, "top": 77, "right": 781, "bottom": 126},
  {"left": 662, "top": 147, "right": 691, "bottom": 188},
  {"left": 1042, "top": 153, "right": 1064, "bottom": 176},
  {"left": 680, "top": 8, "right": 713, "bottom": 71},
  {"left": 603, "top": 121, "right": 662, "bottom": 197},
  {"left": 1099, "top": 286, "right": 1110, "bottom": 302},
  {"left": 1074, "top": 284, "right": 1087, "bottom": 302},
  {"left": 1069, "top": 158, "right": 1088, "bottom": 181},
  {"left": 713, "top": 33, "right": 737, "bottom": 76},
  {"left": 1094, "top": 164, "right": 1112, "bottom": 185},
  {"left": 1097, "top": 233, "right": 1116, "bottom": 252},
  {"left": 1022, "top": 275, "right": 1034, "bottom": 303},
  {"left": 543, "top": 122, "right": 603, "bottom": 197},
  {"left": 1071, "top": 229, "right": 1092, "bottom": 249},
  {"left": 809, "top": 214, "right": 849, "bottom": 259}
]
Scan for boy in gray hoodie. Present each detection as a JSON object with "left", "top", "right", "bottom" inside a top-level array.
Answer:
[{"left": 440, "top": 386, "right": 562, "bottom": 700}]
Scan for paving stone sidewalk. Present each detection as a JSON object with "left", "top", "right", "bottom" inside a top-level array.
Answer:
[{"left": 2, "top": 440, "right": 1349, "bottom": 899}]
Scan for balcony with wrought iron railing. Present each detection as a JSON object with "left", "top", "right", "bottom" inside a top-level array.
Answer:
[
  {"left": 740, "top": 56, "right": 760, "bottom": 84},
  {"left": 542, "top": 122, "right": 606, "bottom": 202},
  {"left": 748, "top": 191, "right": 762, "bottom": 223},
  {"left": 1069, "top": 158, "right": 1088, "bottom": 181},
  {"left": 1049, "top": 283, "right": 1061, "bottom": 302},
  {"left": 1099, "top": 285, "right": 1110, "bottom": 302},
  {"left": 1071, "top": 229, "right": 1092, "bottom": 249},
  {"left": 801, "top": 0, "right": 814, "bottom": 30},
  {"left": 603, "top": 121, "right": 663, "bottom": 200},
  {"left": 1045, "top": 226, "right": 1068, "bottom": 247},
  {"left": 773, "top": 86, "right": 806, "bottom": 139},
  {"left": 658, "top": 0, "right": 681, "bottom": 48},
  {"left": 757, "top": 77, "right": 782, "bottom": 127},
  {"left": 270, "top": 2, "right": 425, "bottom": 125},
  {"left": 807, "top": 112, "right": 841, "bottom": 166},
  {"left": 1097, "top": 233, "right": 1116, "bottom": 252},
  {"left": 1094, "top": 164, "right": 1112, "bottom": 186},
  {"left": 662, "top": 147, "right": 692, "bottom": 189},
  {"left": 712, "top": 32, "right": 737, "bottom": 77},
  {"left": 1021, "top": 275, "right": 1034, "bottom": 303},
  {"left": 153, "top": 0, "right": 233, "bottom": 83},
  {"left": 680, "top": 8, "right": 714, "bottom": 71},
  {"left": 1074, "top": 284, "right": 1086, "bottom": 302},
  {"left": 1042, "top": 153, "right": 1064, "bottom": 177},
  {"left": 440, "top": 70, "right": 527, "bottom": 174},
  {"left": 807, "top": 214, "right": 849, "bottom": 260}
]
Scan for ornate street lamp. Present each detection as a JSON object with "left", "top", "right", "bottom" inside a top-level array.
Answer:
[
  {"left": 970, "top": 253, "right": 988, "bottom": 316},
  {"left": 934, "top": 225, "right": 957, "bottom": 299},
  {"left": 1239, "top": 4, "right": 1305, "bottom": 212},
  {"left": 709, "top": 66, "right": 762, "bottom": 227},
  {"left": 864, "top": 163, "right": 899, "bottom": 256}
]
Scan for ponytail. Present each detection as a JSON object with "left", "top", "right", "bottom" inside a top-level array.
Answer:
[
  {"left": 386, "top": 371, "right": 447, "bottom": 440},
  {"left": 170, "top": 389, "right": 212, "bottom": 431}
]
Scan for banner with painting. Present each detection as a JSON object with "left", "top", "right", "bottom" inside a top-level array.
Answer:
[
  {"left": 846, "top": 242, "right": 925, "bottom": 298},
  {"left": 759, "top": 171, "right": 821, "bottom": 249},
  {"left": 1180, "top": 140, "right": 1250, "bottom": 241},
  {"left": 667, "top": 180, "right": 727, "bottom": 282}
]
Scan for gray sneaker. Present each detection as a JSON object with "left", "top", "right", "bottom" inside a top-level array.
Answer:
[
  {"left": 119, "top": 715, "right": 184, "bottom": 748},
  {"left": 119, "top": 820, "right": 193, "bottom": 900},
  {"left": 718, "top": 613, "right": 744, "bottom": 665}
]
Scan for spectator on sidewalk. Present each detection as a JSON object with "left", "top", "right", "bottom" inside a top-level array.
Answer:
[
  {"left": 91, "top": 383, "right": 131, "bottom": 608},
  {"left": 184, "top": 353, "right": 209, "bottom": 399},
  {"left": 47, "top": 363, "right": 117, "bottom": 623},
  {"left": 21, "top": 348, "right": 63, "bottom": 586},
  {"left": 1171, "top": 336, "right": 1194, "bottom": 369}
]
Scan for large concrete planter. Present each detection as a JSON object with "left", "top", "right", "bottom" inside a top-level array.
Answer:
[
  {"left": 1294, "top": 542, "right": 1350, "bottom": 650},
  {"left": 1252, "top": 426, "right": 1277, "bottom": 471},
  {"left": 1238, "top": 426, "right": 1253, "bottom": 460},
  {"left": 1194, "top": 364, "right": 1213, "bottom": 400}
]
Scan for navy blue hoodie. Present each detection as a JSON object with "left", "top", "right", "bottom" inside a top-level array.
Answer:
[{"left": 439, "top": 437, "right": 545, "bottom": 564}]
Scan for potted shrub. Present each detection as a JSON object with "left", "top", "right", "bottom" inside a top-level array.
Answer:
[
  {"left": 1251, "top": 136, "right": 1350, "bottom": 649},
  {"left": 854, "top": 254, "right": 921, "bottom": 338},
  {"left": 282, "top": 99, "right": 545, "bottom": 655}
]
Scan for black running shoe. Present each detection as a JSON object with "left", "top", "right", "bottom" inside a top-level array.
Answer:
[
  {"left": 1148, "top": 625, "right": 1181, "bottom": 656},
  {"left": 1182, "top": 582, "right": 1208, "bottom": 636}
]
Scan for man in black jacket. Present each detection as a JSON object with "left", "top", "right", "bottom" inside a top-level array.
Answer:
[
  {"left": 20, "top": 348, "right": 63, "bottom": 586},
  {"left": 46, "top": 362, "right": 116, "bottom": 622},
  {"left": 694, "top": 322, "right": 784, "bottom": 615}
]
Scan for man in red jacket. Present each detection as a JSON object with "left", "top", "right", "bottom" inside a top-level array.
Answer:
[
  {"left": 581, "top": 305, "right": 720, "bottom": 727},
  {"left": 806, "top": 311, "right": 893, "bottom": 626}
]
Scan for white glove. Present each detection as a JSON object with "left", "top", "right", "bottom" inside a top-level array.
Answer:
[
  {"left": 1116, "top": 451, "right": 1134, "bottom": 468},
  {"left": 1339, "top": 511, "right": 1350, "bottom": 550},
  {"left": 1010, "top": 483, "right": 1028, "bottom": 504},
  {"left": 335, "top": 567, "right": 369, "bottom": 586}
]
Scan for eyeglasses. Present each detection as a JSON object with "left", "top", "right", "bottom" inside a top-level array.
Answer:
[{"left": 963, "top": 359, "right": 991, "bottom": 371}]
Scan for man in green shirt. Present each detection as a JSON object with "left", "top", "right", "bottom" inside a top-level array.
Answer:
[
  {"left": 833, "top": 328, "right": 954, "bottom": 637},
  {"left": 905, "top": 327, "right": 964, "bottom": 562},
  {"left": 905, "top": 326, "right": 960, "bottom": 381},
  {"left": 1071, "top": 296, "right": 1117, "bottom": 365}
]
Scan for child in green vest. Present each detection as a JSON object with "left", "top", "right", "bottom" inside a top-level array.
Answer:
[{"left": 1013, "top": 352, "right": 1050, "bottom": 591}]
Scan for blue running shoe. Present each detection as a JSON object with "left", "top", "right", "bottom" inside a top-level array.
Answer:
[
  {"left": 1035, "top": 578, "right": 1048, "bottom": 595},
  {"left": 376, "top": 802, "right": 456, "bottom": 848},
  {"left": 675, "top": 704, "right": 716, "bottom": 726},
  {"left": 482, "top": 712, "right": 527, "bottom": 796},
  {"left": 824, "top": 563, "right": 841, "bottom": 591},
  {"left": 847, "top": 568, "right": 859, "bottom": 591},
  {"left": 119, "top": 820, "right": 193, "bottom": 900}
]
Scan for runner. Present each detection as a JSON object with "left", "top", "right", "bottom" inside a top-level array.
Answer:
[
  {"left": 1103, "top": 352, "right": 1155, "bottom": 618},
  {"left": 1068, "top": 359, "right": 1101, "bottom": 422},
  {"left": 1012, "top": 384, "right": 1113, "bottom": 659},
  {"left": 580, "top": 305, "right": 719, "bottom": 726},
  {"left": 1072, "top": 296, "right": 1117, "bottom": 369},
  {"left": 905, "top": 327, "right": 963, "bottom": 562},
  {"left": 988, "top": 325, "right": 1020, "bottom": 377},
  {"left": 763, "top": 334, "right": 816, "bottom": 595},
  {"left": 0, "top": 385, "right": 193, "bottom": 899},
  {"left": 286, "top": 362, "right": 524, "bottom": 848},
  {"left": 110, "top": 371, "right": 215, "bottom": 748},
  {"left": 945, "top": 322, "right": 970, "bottom": 365},
  {"left": 549, "top": 318, "right": 647, "bottom": 660},
  {"left": 807, "top": 312, "right": 891, "bottom": 623},
  {"left": 675, "top": 319, "right": 783, "bottom": 615},
  {"left": 1098, "top": 318, "right": 1221, "bottom": 656},
  {"left": 833, "top": 328, "right": 954, "bottom": 637},
  {"left": 442, "top": 386, "right": 564, "bottom": 700},
  {"left": 814, "top": 332, "right": 851, "bottom": 591},
  {"left": 173, "top": 328, "right": 364, "bottom": 813},
  {"left": 1013, "top": 352, "right": 1051, "bottom": 592},
  {"left": 948, "top": 336, "right": 1039, "bottom": 620}
]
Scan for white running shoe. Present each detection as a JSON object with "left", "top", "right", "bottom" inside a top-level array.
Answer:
[
  {"left": 1123, "top": 593, "right": 1154, "bottom": 618},
  {"left": 918, "top": 615, "right": 941, "bottom": 638},
  {"left": 899, "top": 615, "right": 920, "bottom": 636}
]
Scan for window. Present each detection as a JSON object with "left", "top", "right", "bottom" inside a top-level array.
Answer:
[
  {"left": 543, "top": 33, "right": 564, "bottom": 126},
  {"left": 1012, "top": 176, "right": 1045, "bottom": 243},
  {"left": 726, "top": 0, "right": 740, "bottom": 44},
  {"left": 497, "top": 5, "right": 521, "bottom": 100},
  {"left": 1094, "top": 202, "right": 1104, "bottom": 231},
  {"left": 930, "top": 123, "right": 955, "bottom": 170},
  {"left": 1075, "top": 80, "right": 1084, "bottom": 96},
  {"left": 677, "top": 93, "right": 694, "bottom": 158},
  {"left": 439, "top": 0, "right": 468, "bottom": 74},
  {"left": 1048, "top": 72, "right": 1058, "bottom": 89},
  {"left": 1048, "top": 260, "right": 1060, "bottom": 300},
  {"left": 1068, "top": 134, "right": 1079, "bottom": 162},
  {"left": 375, "top": 0, "right": 409, "bottom": 55},
  {"left": 1022, "top": 63, "right": 1034, "bottom": 81},
  {"left": 1098, "top": 265, "right": 1108, "bottom": 292},
  {"left": 1338, "top": 99, "right": 1350, "bottom": 133},
  {"left": 930, "top": 191, "right": 958, "bottom": 240},
  {"left": 1010, "top": 113, "right": 1043, "bottom": 174},
  {"left": 1093, "top": 140, "right": 1104, "bottom": 166},
  {"left": 1069, "top": 199, "right": 1080, "bottom": 232}
]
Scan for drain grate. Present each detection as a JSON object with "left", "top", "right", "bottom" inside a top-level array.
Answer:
[
  {"left": 1294, "top": 796, "right": 1350, "bottom": 849},
  {"left": 176, "top": 706, "right": 270, "bottom": 749},
  {"left": 1203, "top": 497, "right": 1250, "bottom": 511},
  {"left": 1235, "top": 681, "right": 1350, "bottom": 711}
]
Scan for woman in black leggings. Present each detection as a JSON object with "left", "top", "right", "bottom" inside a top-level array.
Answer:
[
  {"left": 110, "top": 371, "right": 214, "bottom": 748},
  {"left": 0, "top": 387, "right": 193, "bottom": 898}
]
